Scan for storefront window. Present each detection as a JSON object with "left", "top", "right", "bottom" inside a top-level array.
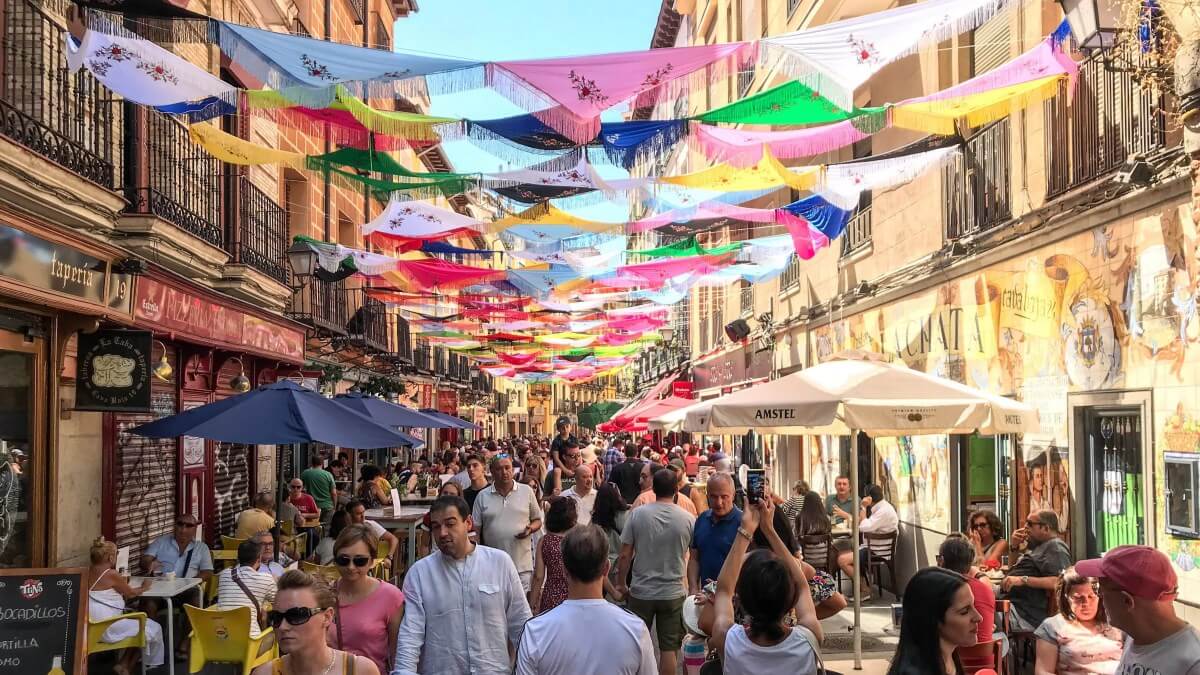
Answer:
[{"left": 0, "top": 349, "right": 33, "bottom": 567}]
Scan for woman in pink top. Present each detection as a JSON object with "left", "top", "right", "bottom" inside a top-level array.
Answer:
[{"left": 327, "top": 525, "right": 405, "bottom": 674}]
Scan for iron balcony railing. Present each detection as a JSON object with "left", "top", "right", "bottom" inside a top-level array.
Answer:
[
  {"left": 235, "top": 176, "right": 288, "bottom": 284},
  {"left": 130, "top": 110, "right": 222, "bottom": 246},
  {"left": 287, "top": 278, "right": 349, "bottom": 336},
  {"left": 348, "top": 0, "right": 365, "bottom": 24},
  {"left": 374, "top": 16, "right": 390, "bottom": 51},
  {"left": 780, "top": 255, "right": 802, "bottom": 292},
  {"left": 788, "top": 0, "right": 803, "bottom": 19},
  {"left": 841, "top": 206, "right": 873, "bottom": 256},
  {"left": 0, "top": 0, "right": 121, "bottom": 188},
  {"left": 1044, "top": 52, "right": 1167, "bottom": 198},
  {"left": 943, "top": 118, "right": 1012, "bottom": 240},
  {"left": 739, "top": 281, "right": 753, "bottom": 316},
  {"left": 346, "top": 288, "right": 388, "bottom": 352},
  {"left": 395, "top": 315, "right": 413, "bottom": 362}
]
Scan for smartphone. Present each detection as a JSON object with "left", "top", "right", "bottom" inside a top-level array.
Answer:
[{"left": 746, "top": 469, "right": 765, "bottom": 504}]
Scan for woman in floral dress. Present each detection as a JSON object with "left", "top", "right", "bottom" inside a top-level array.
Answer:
[{"left": 530, "top": 496, "right": 577, "bottom": 613}]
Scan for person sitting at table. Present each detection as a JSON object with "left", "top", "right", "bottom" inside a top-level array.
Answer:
[
  {"left": 311, "top": 510, "right": 350, "bottom": 565},
  {"left": 217, "top": 539, "right": 277, "bottom": 638},
  {"left": 1033, "top": 567, "right": 1124, "bottom": 675},
  {"left": 141, "top": 512, "right": 214, "bottom": 583},
  {"left": 357, "top": 464, "right": 392, "bottom": 508},
  {"left": 235, "top": 492, "right": 278, "bottom": 540},
  {"left": 937, "top": 534, "right": 996, "bottom": 664},
  {"left": 1001, "top": 510, "right": 1074, "bottom": 632},
  {"left": 968, "top": 508, "right": 1009, "bottom": 567},
  {"left": 253, "top": 530, "right": 294, "bottom": 578},
  {"left": 824, "top": 475, "right": 855, "bottom": 526},
  {"left": 89, "top": 537, "right": 166, "bottom": 674},
  {"left": 345, "top": 499, "right": 400, "bottom": 571},
  {"left": 835, "top": 483, "right": 898, "bottom": 600}
]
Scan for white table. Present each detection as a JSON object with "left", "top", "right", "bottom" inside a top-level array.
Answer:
[
  {"left": 131, "top": 576, "right": 204, "bottom": 675},
  {"left": 366, "top": 505, "right": 428, "bottom": 571}
]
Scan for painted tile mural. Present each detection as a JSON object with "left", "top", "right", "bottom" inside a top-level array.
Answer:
[{"left": 809, "top": 201, "right": 1200, "bottom": 600}]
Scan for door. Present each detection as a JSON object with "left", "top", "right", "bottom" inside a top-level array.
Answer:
[
  {"left": 0, "top": 313, "right": 46, "bottom": 568},
  {"left": 1079, "top": 406, "right": 1146, "bottom": 557}
]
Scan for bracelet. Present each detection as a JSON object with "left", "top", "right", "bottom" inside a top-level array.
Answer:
[{"left": 737, "top": 527, "right": 752, "bottom": 541}]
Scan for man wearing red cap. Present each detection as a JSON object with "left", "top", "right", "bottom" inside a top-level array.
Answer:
[{"left": 1076, "top": 545, "right": 1200, "bottom": 675}]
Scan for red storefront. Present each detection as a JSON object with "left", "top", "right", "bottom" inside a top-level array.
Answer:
[{"left": 102, "top": 270, "right": 305, "bottom": 569}]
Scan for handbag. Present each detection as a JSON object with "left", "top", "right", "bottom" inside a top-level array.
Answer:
[{"left": 231, "top": 567, "right": 268, "bottom": 631}]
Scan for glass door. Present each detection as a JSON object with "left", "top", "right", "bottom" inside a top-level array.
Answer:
[
  {"left": 1081, "top": 407, "right": 1145, "bottom": 557},
  {"left": 0, "top": 315, "right": 46, "bottom": 567}
]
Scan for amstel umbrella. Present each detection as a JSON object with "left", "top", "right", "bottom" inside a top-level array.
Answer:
[
  {"left": 418, "top": 408, "right": 480, "bottom": 430},
  {"left": 333, "top": 392, "right": 452, "bottom": 431}
]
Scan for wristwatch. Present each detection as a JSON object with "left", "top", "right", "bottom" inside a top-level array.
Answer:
[
  {"left": 1021, "top": 575, "right": 1029, "bottom": 586},
  {"left": 737, "top": 527, "right": 752, "bottom": 541}
]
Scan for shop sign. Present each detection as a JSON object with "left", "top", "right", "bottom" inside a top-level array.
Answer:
[
  {"left": 75, "top": 329, "right": 152, "bottom": 412},
  {"left": 438, "top": 389, "right": 458, "bottom": 414},
  {"left": 0, "top": 567, "right": 88, "bottom": 674},
  {"left": 0, "top": 223, "right": 131, "bottom": 313},
  {"left": 694, "top": 349, "right": 746, "bottom": 390},
  {"left": 135, "top": 277, "right": 303, "bottom": 361},
  {"left": 672, "top": 381, "right": 694, "bottom": 399}
]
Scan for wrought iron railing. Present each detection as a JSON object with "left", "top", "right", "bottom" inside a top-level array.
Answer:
[
  {"left": 788, "top": 0, "right": 803, "bottom": 19},
  {"left": 739, "top": 281, "right": 753, "bottom": 316},
  {"left": 780, "top": 255, "right": 802, "bottom": 292},
  {"left": 346, "top": 288, "right": 388, "bottom": 352},
  {"left": 738, "top": 70, "right": 754, "bottom": 98},
  {"left": 348, "top": 0, "right": 365, "bottom": 24},
  {"left": 292, "top": 19, "right": 312, "bottom": 38},
  {"left": 395, "top": 315, "right": 413, "bottom": 362},
  {"left": 374, "top": 15, "right": 390, "bottom": 51},
  {"left": 131, "top": 110, "right": 223, "bottom": 246},
  {"left": 287, "top": 278, "right": 349, "bottom": 335},
  {"left": 235, "top": 176, "right": 288, "bottom": 283},
  {"left": 1044, "top": 53, "right": 1167, "bottom": 198},
  {"left": 841, "top": 206, "right": 873, "bottom": 256},
  {"left": 943, "top": 119, "right": 1011, "bottom": 239},
  {"left": 0, "top": 0, "right": 121, "bottom": 188}
]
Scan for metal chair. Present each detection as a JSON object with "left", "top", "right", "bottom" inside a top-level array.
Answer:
[
  {"left": 799, "top": 533, "right": 835, "bottom": 573},
  {"left": 864, "top": 531, "right": 899, "bottom": 597},
  {"left": 959, "top": 638, "right": 1004, "bottom": 675},
  {"left": 88, "top": 611, "right": 149, "bottom": 675}
]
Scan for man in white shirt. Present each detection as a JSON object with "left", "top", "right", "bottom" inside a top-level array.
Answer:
[
  {"left": 216, "top": 539, "right": 276, "bottom": 637},
  {"left": 471, "top": 455, "right": 543, "bottom": 592},
  {"left": 252, "top": 531, "right": 294, "bottom": 578},
  {"left": 395, "top": 495, "right": 532, "bottom": 675},
  {"left": 835, "top": 483, "right": 898, "bottom": 594},
  {"left": 516, "top": 525, "right": 656, "bottom": 675},
  {"left": 563, "top": 460, "right": 596, "bottom": 526}
]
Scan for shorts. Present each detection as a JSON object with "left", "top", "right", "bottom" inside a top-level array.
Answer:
[
  {"left": 627, "top": 594, "right": 686, "bottom": 652},
  {"left": 518, "top": 570, "right": 533, "bottom": 593}
]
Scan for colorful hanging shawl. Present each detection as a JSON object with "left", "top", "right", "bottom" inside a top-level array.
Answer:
[
  {"left": 216, "top": 21, "right": 484, "bottom": 107},
  {"left": 245, "top": 87, "right": 458, "bottom": 142},
  {"left": 420, "top": 241, "right": 496, "bottom": 256},
  {"left": 489, "top": 41, "right": 754, "bottom": 142},
  {"left": 628, "top": 202, "right": 782, "bottom": 236},
  {"left": 489, "top": 204, "right": 618, "bottom": 235},
  {"left": 759, "top": 0, "right": 1009, "bottom": 110},
  {"left": 617, "top": 254, "right": 735, "bottom": 286},
  {"left": 818, "top": 145, "right": 960, "bottom": 210},
  {"left": 188, "top": 123, "right": 307, "bottom": 168},
  {"left": 598, "top": 120, "right": 690, "bottom": 169},
  {"left": 483, "top": 154, "right": 606, "bottom": 204},
  {"left": 363, "top": 198, "right": 485, "bottom": 240},
  {"left": 536, "top": 333, "right": 597, "bottom": 348},
  {"left": 506, "top": 265, "right": 581, "bottom": 298},
  {"left": 629, "top": 237, "right": 744, "bottom": 259},
  {"left": 660, "top": 149, "right": 819, "bottom": 193},
  {"left": 692, "top": 109, "right": 888, "bottom": 167},
  {"left": 395, "top": 258, "right": 506, "bottom": 290},
  {"left": 67, "top": 28, "right": 237, "bottom": 115},
  {"left": 692, "top": 80, "right": 865, "bottom": 125}
]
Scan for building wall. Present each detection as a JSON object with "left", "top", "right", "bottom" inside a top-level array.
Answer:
[{"left": 53, "top": 386, "right": 103, "bottom": 567}]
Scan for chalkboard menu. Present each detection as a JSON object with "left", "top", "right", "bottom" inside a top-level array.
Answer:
[{"left": 0, "top": 568, "right": 87, "bottom": 674}]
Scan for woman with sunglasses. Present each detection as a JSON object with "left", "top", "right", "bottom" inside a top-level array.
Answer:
[
  {"left": 967, "top": 509, "right": 1009, "bottom": 567},
  {"left": 328, "top": 525, "right": 404, "bottom": 675},
  {"left": 1033, "top": 567, "right": 1124, "bottom": 675},
  {"left": 253, "top": 569, "right": 379, "bottom": 675}
]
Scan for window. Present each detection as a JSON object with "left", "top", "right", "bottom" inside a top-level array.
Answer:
[{"left": 1166, "top": 453, "right": 1200, "bottom": 539}]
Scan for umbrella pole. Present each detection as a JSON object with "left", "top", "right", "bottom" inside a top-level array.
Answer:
[
  {"left": 273, "top": 444, "right": 288, "bottom": 563},
  {"left": 850, "top": 429, "right": 862, "bottom": 670}
]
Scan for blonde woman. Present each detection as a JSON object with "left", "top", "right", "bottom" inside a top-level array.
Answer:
[{"left": 88, "top": 538, "right": 165, "bottom": 674}]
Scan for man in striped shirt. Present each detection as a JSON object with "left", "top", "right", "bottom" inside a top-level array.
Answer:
[{"left": 216, "top": 539, "right": 276, "bottom": 637}]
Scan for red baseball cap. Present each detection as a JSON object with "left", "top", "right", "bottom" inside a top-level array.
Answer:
[{"left": 1075, "top": 545, "right": 1178, "bottom": 600}]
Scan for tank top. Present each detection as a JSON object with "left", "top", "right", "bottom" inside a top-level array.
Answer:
[
  {"left": 722, "top": 624, "right": 819, "bottom": 675},
  {"left": 271, "top": 651, "right": 356, "bottom": 674}
]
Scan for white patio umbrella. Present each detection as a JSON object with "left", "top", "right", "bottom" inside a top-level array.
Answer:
[
  {"left": 680, "top": 351, "right": 1040, "bottom": 667},
  {"left": 646, "top": 398, "right": 711, "bottom": 431}
]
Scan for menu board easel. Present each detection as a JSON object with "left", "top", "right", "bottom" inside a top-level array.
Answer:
[{"left": 0, "top": 567, "right": 88, "bottom": 674}]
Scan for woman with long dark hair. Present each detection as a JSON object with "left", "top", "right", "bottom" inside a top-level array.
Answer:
[
  {"left": 795, "top": 491, "right": 832, "bottom": 538},
  {"left": 887, "top": 567, "right": 982, "bottom": 675},
  {"left": 967, "top": 509, "right": 1009, "bottom": 566},
  {"left": 591, "top": 483, "right": 629, "bottom": 598}
]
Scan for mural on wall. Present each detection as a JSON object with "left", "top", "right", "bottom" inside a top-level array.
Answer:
[{"left": 875, "top": 434, "right": 951, "bottom": 533}]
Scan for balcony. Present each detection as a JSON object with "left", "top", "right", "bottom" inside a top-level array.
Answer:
[
  {"left": 841, "top": 206, "right": 873, "bottom": 256},
  {"left": 739, "top": 281, "right": 753, "bottom": 317},
  {"left": 234, "top": 176, "right": 289, "bottom": 284},
  {"left": 780, "top": 255, "right": 802, "bottom": 293},
  {"left": 373, "top": 15, "right": 390, "bottom": 51},
  {"left": 346, "top": 288, "right": 388, "bottom": 353},
  {"left": 943, "top": 118, "right": 1011, "bottom": 240},
  {"left": 395, "top": 316, "right": 413, "bottom": 363},
  {"left": 348, "top": 0, "right": 365, "bottom": 24},
  {"left": 1045, "top": 53, "right": 1167, "bottom": 198},
  {"left": 0, "top": 0, "right": 122, "bottom": 195},
  {"left": 130, "top": 109, "right": 223, "bottom": 245},
  {"left": 287, "top": 278, "right": 350, "bottom": 336}
]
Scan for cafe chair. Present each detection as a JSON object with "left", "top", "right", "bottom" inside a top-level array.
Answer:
[
  {"left": 88, "top": 611, "right": 149, "bottom": 675},
  {"left": 280, "top": 520, "right": 307, "bottom": 559},
  {"left": 958, "top": 638, "right": 1004, "bottom": 675},
  {"left": 221, "top": 535, "right": 246, "bottom": 551},
  {"left": 864, "top": 531, "right": 899, "bottom": 597},
  {"left": 184, "top": 605, "right": 276, "bottom": 675},
  {"left": 799, "top": 533, "right": 836, "bottom": 574},
  {"left": 204, "top": 574, "right": 220, "bottom": 605},
  {"left": 299, "top": 560, "right": 341, "bottom": 583}
]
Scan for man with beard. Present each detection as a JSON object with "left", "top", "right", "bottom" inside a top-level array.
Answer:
[{"left": 394, "top": 495, "right": 532, "bottom": 675}]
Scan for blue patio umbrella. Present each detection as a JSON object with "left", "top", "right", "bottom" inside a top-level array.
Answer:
[
  {"left": 132, "top": 380, "right": 421, "bottom": 447},
  {"left": 333, "top": 392, "right": 455, "bottom": 430},
  {"left": 419, "top": 408, "right": 480, "bottom": 430}
]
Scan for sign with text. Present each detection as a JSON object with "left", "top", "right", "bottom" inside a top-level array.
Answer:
[
  {"left": 75, "top": 329, "right": 152, "bottom": 412},
  {"left": 0, "top": 567, "right": 87, "bottom": 675},
  {"left": 0, "top": 223, "right": 120, "bottom": 311}
]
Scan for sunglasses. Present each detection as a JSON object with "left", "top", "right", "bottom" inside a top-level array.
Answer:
[
  {"left": 175, "top": 521, "right": 198, "bottom": 528},
  {"left": 335, "top": 554, "right": 372, "bottom": 568},
  {"left": 266, "top": 606, "right": 325, "bottom": 628},
  {"left": 1025, "top": 520, "right": 1043, "bottom": 528},
  {"left": 971, "top": 522, "right": 990, "bottom": 529}
]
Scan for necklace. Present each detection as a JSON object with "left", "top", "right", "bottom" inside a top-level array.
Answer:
[{"left": 320, "top": 649, "right": 337, "bottom": 675}]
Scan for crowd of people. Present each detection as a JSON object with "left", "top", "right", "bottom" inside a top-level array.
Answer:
[{"left": 86, "top": 422, "right": 1200, "bottom": 675}]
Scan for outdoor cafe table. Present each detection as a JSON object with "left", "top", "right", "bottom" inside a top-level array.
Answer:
[
  {"left": 130, "top": 575, "right": 204, "bottom": 675},
  {"left": 366, "top": 505, "right": 428, "bottom": 571}
]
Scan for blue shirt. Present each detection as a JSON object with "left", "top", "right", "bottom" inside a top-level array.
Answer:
[
  {"left": 690, "top": 507, "right": 743, "bottom": 585},
  {"left": 144, "top": 534, "right": 213, "bottom": 578}
]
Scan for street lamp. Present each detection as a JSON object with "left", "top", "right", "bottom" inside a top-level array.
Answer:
[
  {"left": 286, "top": 239, "right": 319, "bottom": 285},
  {"left": 1056, "top": 0, "right": 1122, "bottom": 51}
]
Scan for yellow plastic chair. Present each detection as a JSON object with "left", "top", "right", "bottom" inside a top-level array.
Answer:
[
  {"left": 88, "top": 611, "right": 148, "bottom": 674},
  {"left": 280, "top": 520, "right": 307, "bottom": 558},
  {"left": 204, "top": 574, "right": 220, "bottom": 605},
  {"left": 184, "top": 605, "right": 276, "bottom": 675},
  {"left": 299, "top": 560, "right": 341, "bottom": 583},
  {"left": 221, "top": 535, "right": 246, "bottom": 551}
]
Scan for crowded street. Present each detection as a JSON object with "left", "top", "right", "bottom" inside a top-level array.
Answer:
[{"left": 1, "top": 0, "right": 1199, "bottom": 673}]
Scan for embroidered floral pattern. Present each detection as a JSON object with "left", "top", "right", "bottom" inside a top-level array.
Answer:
[
  {"left": 847, "top": 34, "right": 880, "bottom": 65},
  {"left": 137, "top": 60, "right": 178, "bottom": 84},
  {"left": 93, "top": 43, "right": 138, "bottom": 62},
  {"left": 567, "top": 70, "right": 608, "bottom": 105},
  {"left": 87, "top": 59, "right": 112, "bottom": 77},
  {"left": 640, "top": 63, "right": 674, "bottom": 89},
  {"left": 300, "top": 54, "right": 338, "bottom": 81}
]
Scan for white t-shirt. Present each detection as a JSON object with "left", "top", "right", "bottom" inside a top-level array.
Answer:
[
  {"left": 859, "top": 499, "right": 899, "bottom": 534},
  {"left": 564, "top": 487, "right": 596, "bottom": 526},
  {"left": 362, "top": 518, "right": 387, "bottom": 539},
  {"left": 515, "top": 599, "right": 656, "bottom": 675},
  {"left": 723, "top": 624, "right": 819, "bottom": 675},
  {"left": 1116, "top": 624, "right": 1200, "bottom": 675}
]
